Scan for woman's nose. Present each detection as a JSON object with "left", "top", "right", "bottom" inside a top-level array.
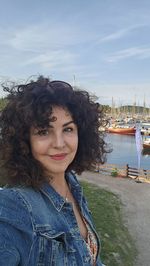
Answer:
[{"left": 52, "top": 133, "right": 65, "bottom": 148}]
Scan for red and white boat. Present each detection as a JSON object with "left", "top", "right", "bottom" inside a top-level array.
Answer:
[{"left": 107, "top": 126, "right": 136, "bottom": 135}]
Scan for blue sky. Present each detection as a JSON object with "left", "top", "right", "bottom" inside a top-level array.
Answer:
[{"left": 0, "top": 0, "right": 150, "bottom": 106}]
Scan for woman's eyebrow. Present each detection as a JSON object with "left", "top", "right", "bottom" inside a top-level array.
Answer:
[
  {"left": 49, "top": 120, "right": 75, "bottom": 128},
  {"left": 63, "top": 121, "right": 75, "bottom": 127}
]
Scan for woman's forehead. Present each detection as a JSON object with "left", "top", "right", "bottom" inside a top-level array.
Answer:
[{"left": 31, "top": 106, "right": 74, "bottom": 129}]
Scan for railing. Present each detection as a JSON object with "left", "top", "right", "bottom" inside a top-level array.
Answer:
[
  {"left": 95, "top": 163, "right": 150, "bottom": 182},
  {"left": 96, "top": 163, "right": 126, "bottom": 177},
  {"left": 126, "top": 164, "right": 150, "bottom": 180}
]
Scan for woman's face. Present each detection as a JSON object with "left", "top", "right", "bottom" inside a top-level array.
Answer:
[{"left": 30, "top": 106, "right": 78, "bottom": 179}]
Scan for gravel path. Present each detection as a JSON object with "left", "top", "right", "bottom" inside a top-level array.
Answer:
[{"left": 79, "top": 171, "right": 150, "bottom": 266}]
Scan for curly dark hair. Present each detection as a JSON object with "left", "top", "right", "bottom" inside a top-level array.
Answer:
[{"left": 0, "top": 76, "right": 109, "bottom": 188}]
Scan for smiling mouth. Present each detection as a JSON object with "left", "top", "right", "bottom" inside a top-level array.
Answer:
[{"left": 49, "top": 154, "right": 67, "bottom": 160}]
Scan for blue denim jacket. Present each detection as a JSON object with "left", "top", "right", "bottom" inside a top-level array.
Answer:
[{"left": 0, "top": 172, "right": 103, "bottom": 265}]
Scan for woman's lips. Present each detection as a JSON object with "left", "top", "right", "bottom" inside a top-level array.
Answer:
[{"left": 49, "top": 153, "right": 67, "bottom": 160}]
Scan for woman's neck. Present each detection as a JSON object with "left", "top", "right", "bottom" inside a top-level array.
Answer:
[{"left": 49, "top": 174, "right": 69, "bottom": 199}]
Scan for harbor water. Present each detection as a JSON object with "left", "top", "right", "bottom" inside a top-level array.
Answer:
[{"left": 105, "top": 133, "right": 150, "bottom": 170}]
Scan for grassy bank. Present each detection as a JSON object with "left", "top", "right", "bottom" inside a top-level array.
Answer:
[{"left": 81, "top": 181, "right": 137, "bottom": 266}]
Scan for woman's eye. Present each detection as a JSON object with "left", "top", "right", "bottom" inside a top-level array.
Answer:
[
  {"left": 37, "top": 129, "right": 49, "bottom": 136},
  {"left": 64, "top": 127, "right": 73, "bottom": 132}
]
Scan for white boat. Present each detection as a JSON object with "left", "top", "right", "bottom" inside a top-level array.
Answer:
[
  {"left": 143, "top": 136, "right": 150, "bottom": 150},
  {"left": 140, "top": 122, "right": 150, "bottom": 135}
]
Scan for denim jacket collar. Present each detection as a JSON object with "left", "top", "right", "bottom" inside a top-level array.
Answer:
[
  {"left": 40, "top": 172, "right": 83, "bottom": 212},
  {"left": 66, "top": 172, "right": 83, "bottom": 206}
]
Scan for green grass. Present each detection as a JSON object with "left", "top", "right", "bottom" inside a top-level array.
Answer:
[{"left": 81, "top": 181, "right": 137, "bottom": 266}]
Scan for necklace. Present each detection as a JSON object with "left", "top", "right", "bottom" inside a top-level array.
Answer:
[{"left": 65, "top": 185, "right": 69, "bottom": 202}]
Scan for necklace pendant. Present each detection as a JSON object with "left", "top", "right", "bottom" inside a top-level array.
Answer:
[{"left": 65, "top": 197, "right": 69, "bottom": 202}]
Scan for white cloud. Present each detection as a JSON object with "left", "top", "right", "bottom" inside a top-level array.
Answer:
[
  {"left": 97, "top": 24, "right": 149, "bottom": 43},
  {"left": 22, "top": 50, "right": 77, "bottom": 69},
  {"left": 9, "top": 21, "right": 97, "bottom": 53},
  {"left": 106, "top": 46, "right": 150, "bottom": 62},
  {"left": 99, "top": 28, "right": 132, "bottom": 43},
  {"left": 0, "top": 27, "right": 15, "bottom": 47}
]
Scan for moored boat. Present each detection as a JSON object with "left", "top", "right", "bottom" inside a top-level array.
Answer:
[
  {"left": 107, "top": 126, "right": 136, "bottom": 135},
  {"left": 141, "top": 123, "right": 150, "bottom": 136},
  {"left": 143, "top": 137, "right": 150, "bottom": 150}
]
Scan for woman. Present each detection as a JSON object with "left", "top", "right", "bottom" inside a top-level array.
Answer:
[{"left": 0, "top": 76, "right": 108, "bottom": 265}]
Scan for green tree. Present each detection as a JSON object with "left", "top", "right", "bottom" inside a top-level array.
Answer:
[{"left": 0, "top": 98, "right": 7, "bottom": 111}]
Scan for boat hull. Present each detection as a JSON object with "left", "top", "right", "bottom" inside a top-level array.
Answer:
[{"left": 107, "top": 127, "right": 136, "bottom": 135}]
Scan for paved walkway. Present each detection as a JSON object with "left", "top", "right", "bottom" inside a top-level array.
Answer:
[{"left": 79, "top": 171, "right": 150, "bottom": 266}]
